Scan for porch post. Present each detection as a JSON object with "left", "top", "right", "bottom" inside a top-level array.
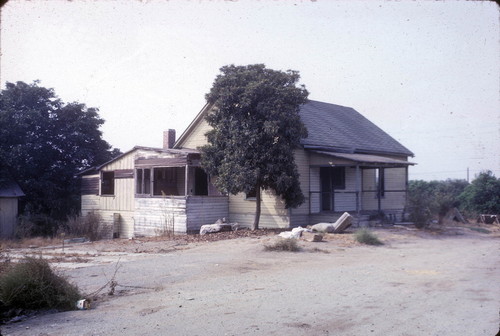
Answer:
[
  {"left": 355, "top": 165, "right": 361, "bottom": 215},
  {"left": 185, "top": 165, "right": 189, "bottom": 196},
  {"left": 377, "top": 167, "right": 382, "bottom": 213}
]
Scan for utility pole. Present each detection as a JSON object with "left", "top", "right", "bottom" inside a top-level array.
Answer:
[{"left": 467, "top": 167, "right": 469, "bottom": 183}]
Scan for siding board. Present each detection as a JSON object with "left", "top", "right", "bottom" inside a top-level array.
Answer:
[{"left": 81, "top": 175, "right": 99, "bottom": 195}]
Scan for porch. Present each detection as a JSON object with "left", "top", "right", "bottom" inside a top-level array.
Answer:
[
  {"left": 307, "top": 150, "right": 414, "bottom": 225},
  {"left": 132, "top": 149, "right": 228, "bottom": 236}
]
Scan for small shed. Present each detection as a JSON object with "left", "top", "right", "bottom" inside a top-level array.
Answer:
[{"left": 0, "top": 171, "right": 24, "bottom": 238}]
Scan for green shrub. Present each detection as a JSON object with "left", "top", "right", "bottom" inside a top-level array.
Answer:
[
  {"left": 264, "top": 238, "right": 301, "bottom": 252},
  {"left": 354, "top": 229, "right": 383, "bottom": 246},
  {"left": 458, "top": 171, "right": 500, "bottom": 216},
  {"left": 407, "top": 179, "right": 469, "bottom": 228},
  {"left": 0, "top": 257, "right": 81, "bottom": 310}
]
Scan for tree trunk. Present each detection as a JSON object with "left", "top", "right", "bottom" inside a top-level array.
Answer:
[{"left": 252, "top": 183, "right": 261, "bottom": 231}]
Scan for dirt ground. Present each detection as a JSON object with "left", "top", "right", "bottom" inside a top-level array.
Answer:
[{"left": 1, "top": 222, "right": 499, "bottom": 336}]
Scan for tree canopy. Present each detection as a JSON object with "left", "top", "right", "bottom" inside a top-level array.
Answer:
[
  {"left": 0, "top": 81, "right": 120, "bottom": 222},
  {"left": 459, "top": 170, "right": 500, "bottom": 215},
  {"left": 200, "top": 64, "right": 309, "bottom": 230},
  {"left": 407, "top": 179, "right": 469, "bottom": 227}
]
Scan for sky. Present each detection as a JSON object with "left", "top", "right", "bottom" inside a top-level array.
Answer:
[{"left": 1, "top": 0, "right": 499, "bottom": 181}]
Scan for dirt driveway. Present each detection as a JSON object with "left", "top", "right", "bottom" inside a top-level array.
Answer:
[{"left": 2, "top": 225, "right": 500, "bottom": 336}]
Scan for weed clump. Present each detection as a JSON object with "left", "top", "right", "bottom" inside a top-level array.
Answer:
[
  {"left": 354, "top": 229, "right": 384, "bottom": 246},
  {"left": 264, "top": 238, "right": 301, "bottom": 252},
  {"left": 64, "top": 212, "right": 105, "bottom": 241},
  {"left": 0, "top": 257, "right": 81, "bottom": 311}
]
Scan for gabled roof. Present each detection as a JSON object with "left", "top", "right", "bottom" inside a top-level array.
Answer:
[
  {"left": 300, "top": 100, "right": 414, "bottom": 157},
  {"left": 175, "top": 100, "right": 413, "bottom": 158}
]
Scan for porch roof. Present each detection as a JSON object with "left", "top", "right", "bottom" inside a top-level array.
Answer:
[{"left": 310, "top": 150, "right": 415, "bottom": 167}]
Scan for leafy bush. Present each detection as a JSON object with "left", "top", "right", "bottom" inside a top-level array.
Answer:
[
  {"left": 407, "top": 180, "right": 434, "bottom": 228},
  {"left": 458, "top": 171, "right": 500, "bottom": 216},
  {"left": 354, "top": 229, "right": 383, "bottom": 246},
  {"left": 407, "top": 179, "right": 468, "bottom": 228},
  {"left": 64, "top": 212, "right": 105, "bottom": 241},
  {"left": 264, "top": 238, "right": 301, "bottom": 252},
  {"left": 0, "top": 257, "right": 81, "bottom": 311}
]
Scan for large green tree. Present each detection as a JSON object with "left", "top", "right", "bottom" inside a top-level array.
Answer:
[
  {"left": 0, "top": 81, "right": 119, "bottom": 221},
  {"left": 459, "top": 170, "right": 500, "bottom": 215},
  {"left": 200, "top": 64, "right": 309, "bottom": 230}
]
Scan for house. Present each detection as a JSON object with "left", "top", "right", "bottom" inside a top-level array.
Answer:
[
  {"left": 79, "top": 131, "right": 228, "bottom": 238},
  {"left": 0, "top": 169, "right": 25, "bottom": 238},
  {"left": 80, "top": 100, "right": 414, "bottom": 238}
]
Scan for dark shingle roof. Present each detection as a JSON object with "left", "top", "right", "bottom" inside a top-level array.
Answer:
[{"left": 300, "top": 100, "right": 413, "bottom": 157}]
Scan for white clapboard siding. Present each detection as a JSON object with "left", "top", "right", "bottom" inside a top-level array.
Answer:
[
  {"left": 81, "top": 195, "right": 100, "bottom": 211},
  {"left": 179, "top": 118, "right": 211, "bottom": 149},
  {"left": 101, "top": 151, "right": 135, "bottom": 171},
  {"left": 229, "top": 189, "right": 288, "bottom": 216},
  {"left": 98, "top": 178, "right": 135, "bottom": 212},
  {"left": 228, "top": 189, "right": 290, "bottom": 228},
  {"left": 134, "top": 197, "right": 187, "bottom": 236},
  {"left": 309, "top": 167, "right": 321, "bottom": 214},
  {"left": 230, "top": 213, "right": 290, "bottom": 229}
]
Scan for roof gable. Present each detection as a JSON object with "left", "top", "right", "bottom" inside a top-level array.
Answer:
[{"left": 300, "top": 100, "right": 413, "bottom": 157}]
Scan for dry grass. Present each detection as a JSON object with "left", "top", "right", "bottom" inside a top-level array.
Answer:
[
  {"left": 0, "top": 237, "right": 61, "bottom": 250},
  {"left": 0, "top": 257, "right": 81, "bottom": 311},
  {"left": 264, "top": 238, "right": 301, "bottom": 252},
  {"left": 354, "top": 229, "right": 384, "bottom": 246}
]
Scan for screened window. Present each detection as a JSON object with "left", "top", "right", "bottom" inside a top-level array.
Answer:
[
  {"left": 101, "top": 171, "right": 115, "bottom": 195},
  {"left": 376, "top": 168, "right": 385, "bottom": 197},
  {"left": 153, "top": 167, "right": 179, "bottom": 196}
]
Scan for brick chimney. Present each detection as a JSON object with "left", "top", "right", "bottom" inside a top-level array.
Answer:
[{"left": 163, "top": 129, "right": 176, "bottom": 149}]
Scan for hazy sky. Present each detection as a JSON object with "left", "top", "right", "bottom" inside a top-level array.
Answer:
[{"left": 1, "top": 0, "right": 499, "bottom": 181}]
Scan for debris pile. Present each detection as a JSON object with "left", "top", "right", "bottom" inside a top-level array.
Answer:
[
  {"left": 478, "top": 214, "right": 499, "bottom": 225},
  {"left": 311, "top": 212, "right": 352, "bottom": 233},
  {"left": 200, "top": 218, "right": 239, "bottom": 235},
  {"left": 278, "top": 226, "right": 310, "bottom": 239}
]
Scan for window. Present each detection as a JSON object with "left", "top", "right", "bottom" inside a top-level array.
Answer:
[
  {"left": 101, "top": 171, "right": 115, "bottom": 195},
  {"left": 376, "top": 168, "right": 385, "bottom": 197},
  {"left": 136, "top": 168, "right": 151, "bottom": 195},
  {"left": 320, "top": 167, "right": 345, "bottom": 211},
  {"left": 246, "top": 186, "right": 257, "bottom": 199}
]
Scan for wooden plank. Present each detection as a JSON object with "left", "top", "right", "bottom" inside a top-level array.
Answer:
[
  {"left": 115, "top": 169, "right": 134, "bottom": 179},
  {"left": 135, "top": 157, "right": 187, "bottom": 167},
  {"left": 81, "top": 176, "right": 99, "bottom": 195}
]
